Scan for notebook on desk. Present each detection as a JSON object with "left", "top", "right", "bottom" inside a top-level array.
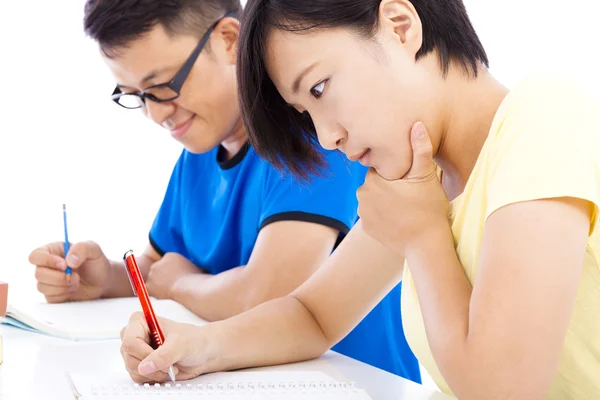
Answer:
[
  {"left": 1, "top": 297, "right": 207, "bottom": 340},
  {"left": 66, "top": 370, "right": 373, "bottom": 399}
]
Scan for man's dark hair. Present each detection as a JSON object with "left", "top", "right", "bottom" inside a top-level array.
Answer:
[
  {"left": 237, "top": 0, "right": 489, "bottom": 180},
  {"left": 84, "top": 0, "right": 241, "bottom": 56}
]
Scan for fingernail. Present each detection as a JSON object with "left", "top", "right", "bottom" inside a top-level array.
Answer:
[
  {"left": 66, "top": 254, "right": 79, "bottom": 266},
  {"left": 416, "top": 123, "right": 426, "bottom": 138},
  {"left": 56, "top": 259, "right": 66, "bottom": 269},
  {"left": 139, "top": 360, "right": 157, "bottom": 374}
]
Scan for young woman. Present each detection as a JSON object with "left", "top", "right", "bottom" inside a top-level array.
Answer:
[{"left": 119, "top": 0, "right": 600, "bottom": 398}]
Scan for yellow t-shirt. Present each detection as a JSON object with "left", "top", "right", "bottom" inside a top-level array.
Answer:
[{"left": 401, "top": 74, "right": 600, "bottom": 399}]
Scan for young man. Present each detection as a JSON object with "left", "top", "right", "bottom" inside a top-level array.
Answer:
[{"left": 28, "top": 0, "right": 420, "bottom": 382}]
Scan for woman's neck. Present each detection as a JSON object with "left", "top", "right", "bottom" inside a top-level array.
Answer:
[{"left": 434, "top": 64, "right": 509, "bottom": 200}]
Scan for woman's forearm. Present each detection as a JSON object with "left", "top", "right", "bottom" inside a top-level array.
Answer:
[
  {"left": 200, "top": 222, "right": 406, "bottom": 373},
  {"left": 202, "top": 295, "right": 330, "bottom": 372},
  {"left": 406, "top": 226, "right": 472, "bottom": 370}
]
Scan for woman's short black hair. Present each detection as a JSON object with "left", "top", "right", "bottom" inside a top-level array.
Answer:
[{"left": 237, "top": 0, "right": 488, "bottom": 180}]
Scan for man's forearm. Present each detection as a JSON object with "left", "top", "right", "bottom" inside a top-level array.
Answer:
[
  {"left": 102, "top": 254, "right": 154, "bottom": 298},
  {"left": 170, "top": 266, "right": 264, "bottom": 321}
]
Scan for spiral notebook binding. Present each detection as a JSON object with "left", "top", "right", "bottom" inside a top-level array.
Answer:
[{"left": 89, "top": 379, "right": 360, "bottom": 396}]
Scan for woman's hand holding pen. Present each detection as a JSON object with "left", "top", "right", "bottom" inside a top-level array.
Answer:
[
  {"left": 28, "top": 240, "right": 111, "bottom": 302},
  {"left": 120, "top": 312, "right": 210, "bottom": 383}
]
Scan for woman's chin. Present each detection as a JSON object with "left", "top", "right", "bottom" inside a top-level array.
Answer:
[{"left": 376, "top": 166, "right": 408, "bottom": 181}]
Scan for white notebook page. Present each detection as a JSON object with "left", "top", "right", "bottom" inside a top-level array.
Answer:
[
  {"left": 2, "top": 297, "right": 206, "bottom": 340},
  {"left": 67, "top": 370, "right": 373, "bottom": 400}
]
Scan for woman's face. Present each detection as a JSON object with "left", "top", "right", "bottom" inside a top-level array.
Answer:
[{"left": 264, "top": 7, "right": 442, "bottom": 180}]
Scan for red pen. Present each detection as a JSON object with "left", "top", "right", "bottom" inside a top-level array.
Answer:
[{"left": 123, "top": 249, "right": 176, "bottom": 382}]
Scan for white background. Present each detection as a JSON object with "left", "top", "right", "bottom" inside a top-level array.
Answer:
[
  {"left": 0, "top": 0, "right": 599, "bottom": 388},
  {"left": 2, "top": 0, "right": 599, "bottom": 298}
]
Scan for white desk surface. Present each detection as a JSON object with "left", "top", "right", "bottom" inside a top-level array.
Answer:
[{"left": 0, "top": 324, "right": 453, "bottom": 400}]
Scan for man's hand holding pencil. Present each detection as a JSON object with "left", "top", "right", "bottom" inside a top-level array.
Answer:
[{"left": 28, "top": 240, "right": 112, "bottom": 303}]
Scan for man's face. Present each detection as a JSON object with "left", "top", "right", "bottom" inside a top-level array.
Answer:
[{"left": 103, "top": 19, "right": 242, "bottom": 154}]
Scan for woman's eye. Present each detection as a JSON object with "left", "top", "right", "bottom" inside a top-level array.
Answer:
[{"left": 310, "top": 80, "right": 327, "bottom": 99}]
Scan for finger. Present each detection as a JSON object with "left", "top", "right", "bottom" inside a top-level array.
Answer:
[
  {"left": 162, "top": 252, "right": 186, "bottom": 263},
  {"left": 161, "top": 252, "right": 175, "bottom": 261},
  {"left": 121, "top": 334, "right": 154, "bottom": 362},
  {"left": 121, "top": 342, "right": 170, "bottom": 383},
  {"left": 123, "top": 353, "right": 168, "bottom": 384},
  {"left": 128, "top": 311, "right": 150, "bottom": 331},
  {"left": 121, "top": 347, "right": 180, "bottom": 383},
  {"left": 129, "top": 369, "right": 171, "bottom": 384},
  {"left": 122, "top": 313, "right": 183, "bottom": 379},
  {"left": 121, "top": 312, "right": 152, "bottom": 355},
  {"left": 121, "top": 342, "right": 175, "bottom": 384},
  {"left": 149, "top": 256, "right": 168, "bottom": 272},
  {"left": 122, "top": 350, "right": 144, "bottom": 375},
  {"left": 356, "top": 191, "right": 364, "bottom": 217},
  {"left": 65, "top": 241, "right": 103, "bottom": 269},
  {"left": 363, "top": 167, "right": 378, "bottom": 182},
  {"left": 404, "top": 121, "right": 435, "bottom": 179},
  {"left": 35, "top": 266, "right": 80, "bottom": 286},
  {"left": 36, "top": 280, "right": 79, "bottom": 297},
  {"left": 356, "top": 169, "right": 375, "bottom": 197},
  {"left": 44, "top": 293, "right": 72, "bottom": 303},
  {"left": 38, "top": 283, "right": 68, "bottom": 297},
  {"left": 137, "top": 335, "right": 185, "bottom": 377},
  {"left": 29, "top": 247, "right": 67, "bottom": 271}
]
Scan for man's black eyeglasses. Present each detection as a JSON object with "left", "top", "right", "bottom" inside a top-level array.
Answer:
[{"left": 111, "top": 11, "right": 236, "bottom": 109}]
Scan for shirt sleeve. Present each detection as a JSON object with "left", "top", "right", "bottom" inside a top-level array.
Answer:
[
  {"left": 259, "top": 150, "right": 367, "bottom": 234},
  {"left": 485, "top": 74, "right": 600, "bottom": 235},
  {"left": 148, "top": 151, "right": 188, "bottom": 257}
]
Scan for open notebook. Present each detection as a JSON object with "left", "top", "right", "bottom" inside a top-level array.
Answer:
[
  {"left": 66, "top": 370, "right": 373, "bottom": 399},
  {"left": 1, "top": 297, "right": 206, "bottom": 340}
]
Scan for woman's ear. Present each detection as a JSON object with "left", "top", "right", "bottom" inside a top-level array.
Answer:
[{"left": 378, "top": 0, "right": 422, "bottom": 57}]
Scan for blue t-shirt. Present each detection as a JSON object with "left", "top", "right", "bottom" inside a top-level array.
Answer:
[
  {"left": 149, "top": 143, "right": 420, "bottom": 382},
  {"left": 331, "top": 282, "right": 420, "bottom": 382}
]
